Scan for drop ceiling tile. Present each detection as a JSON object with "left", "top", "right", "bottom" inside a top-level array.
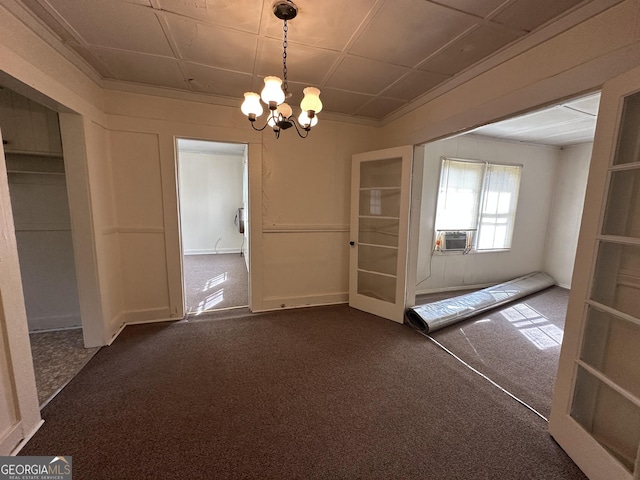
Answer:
[
  {"left": 349, "top": 0, "right": 478, "bottom": 67},
  {"left": 382, "top": 70, "right": 451, "bottom": 101},
  {"left": 431, "top": 0, "right": 509, "bottom": 18},
  {"left": 316, "top": 88, "right": 374, "bottom": 115},
  {"left": 91, "top": 48, "right": 187, "bottom": 89},
  {"left": 164, "top": 16, "right": 257, "bottom": 72},
  {"left": 419, "top": 23, "right": 524, "bottom": 75},
  {"left": 491, "top": 0, "right": 584, "bottom": 32},
  {"left": 262, "top": 0, "right": 378, "bottom": 50},
  {"left": 325, "top": 56, "right": 410, "bottom": 95},
  {"left": 154, "top": 0, "right": 262, "bottom": 34},
  {"left": 255, "top": 38, "right": 340, "bottom": 86},
  {"left": 44, "top": 0, "right": 172, "bottom": 55},
  {"left": 181, "top": 63, "right": 253, "bottom": 98},
  {"left": 355, "top": 97, "right": 407, "bottom": 119}
]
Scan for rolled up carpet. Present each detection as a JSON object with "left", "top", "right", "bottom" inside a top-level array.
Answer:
[{"left": 405, "top": 271, "right": 556, "bottom": 334}]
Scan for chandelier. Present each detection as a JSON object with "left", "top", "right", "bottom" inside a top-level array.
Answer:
[{"left": 240, "top": 0, "right": 322, "bottom": 139}]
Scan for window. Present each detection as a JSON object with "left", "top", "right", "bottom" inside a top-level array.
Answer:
[{"left": 435, "top": 157, "right": 522, "bottom": 252}]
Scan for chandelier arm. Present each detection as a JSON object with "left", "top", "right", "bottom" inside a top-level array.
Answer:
[
  {"left": 249, "top": 120, "right": 270, "bottom": 132},
  {"left": 289, "top": 117, "right": 310, "bottom": 138}
]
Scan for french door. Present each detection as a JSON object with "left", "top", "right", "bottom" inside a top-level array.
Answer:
[
  {"left": 349, "top": 146, "right": 413, "bottom": 323},
  {"left": 549, "top": 66, "right": 640, "bottom": 479}
]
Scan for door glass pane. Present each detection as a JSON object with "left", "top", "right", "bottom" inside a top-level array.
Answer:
[
  {"left": 591, "top": 242, "right": 640, "bottom": 319},
  {"left": 358, "top": 218, "right": 399, "bottom": 247},
  {"left": 581, "top": 306, "right": 640, "bottom": 398},
  {"left": 571, "top": 366, "right": 640, "bottom": 473},
  {"left": 358, "top": 244, "right": 398, "bottom": 276},
  {"left": 602, "top": 167, "right": 640, "bottom": 238},
  {"left": 357, "top": 271, "right": 396, "bottom": 303},
  {"left": 357, "top": 157, "right": 403, "bottom": 304},
  {"left": 613, "top": 91, "right": 640, "bottom": 165},
  {"left": 359, "top": 189, "right": 401, "bottom": 217},
  {"left": 360, "top": 157, "right": 401, "bottom": 188}
]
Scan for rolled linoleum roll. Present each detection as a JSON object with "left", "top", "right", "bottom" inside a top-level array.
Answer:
[{"left": 405, "top": 271, "right": 556, "bottom": 334}]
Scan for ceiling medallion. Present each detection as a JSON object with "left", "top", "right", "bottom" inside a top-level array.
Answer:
[{"left": 240, "top": 0, "right": 322, "bottom": 139}]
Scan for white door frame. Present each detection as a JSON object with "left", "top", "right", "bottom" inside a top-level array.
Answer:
[
  {"left": 0, "top": 128, "right": 42, "bottom": 454},
  {"left": 174, "top": 138, "right": 254, "bottom": 316}
]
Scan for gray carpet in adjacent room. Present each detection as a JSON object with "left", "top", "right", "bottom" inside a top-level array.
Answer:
[
  {"left": 21, "top": 304, "right": 585, "bottom": 479},
  {"left": 183, "top": 253, "right": 248, "bottom": 313},
  {"left": 417, "top": 286, "right": 568, "bottom": 419}
]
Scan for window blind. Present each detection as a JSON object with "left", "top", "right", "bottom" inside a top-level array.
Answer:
[
  {"left": 477, "top": 164, "right": 522, "bottom": 250},
  {"left": 435, "top": 159, "right": 484, "bottom": 231}
]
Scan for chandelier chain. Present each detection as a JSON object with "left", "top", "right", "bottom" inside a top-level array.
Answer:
[{"left": 282, "top": 19, "right": 288, "bottom": 95}]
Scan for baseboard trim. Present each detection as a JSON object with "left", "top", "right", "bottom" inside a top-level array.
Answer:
[
  {"left": 120, "top": 307, "right": 172, "bottom": 325},
  {"left": 416, "top": 283, "right": 495, "bottom": 296},
  {"left": 184, "top": 248, "right": 241, "bottom": 255},
  {"left": 261, "top": 293, "right": 348, "bottom": 311},
  {"left": 27, "top": 314, "right": 81, "bottom": 332},
  {"left": 106, "top": 309, "right": 175, "bottom": 344},
  {"left": 107, "top": 323, "right": 127, "bottom": 346},
  {"left": 10, "top": 420, "right": 45, "bottom": 456}
]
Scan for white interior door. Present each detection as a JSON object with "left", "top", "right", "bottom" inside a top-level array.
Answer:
[
  {"left": 549, "top": 66, "right": 640, "bottom": 480},
  {"left": 349, "top": 146, "right": 413, "bottom": 323}
]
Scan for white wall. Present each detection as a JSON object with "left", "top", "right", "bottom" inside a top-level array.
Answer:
[
  {"left": 102, "top": 90, "right": 382, "bottom": 315},
  {"left": 178, "top": 151, "right": 244, "bottom": 255},
  {"left": 543, "top": 143, "right": 592, "bottom": 288},
  {"left": 8, "top": 163, "right": 82, "bottom": 330},
  {"left": 415, "top": 134, "right": 560, "bottom": 292}
]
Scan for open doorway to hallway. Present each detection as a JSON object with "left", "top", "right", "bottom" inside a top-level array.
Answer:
[{"left": 176, "top": 139, "right": 249, "bottom": 315}]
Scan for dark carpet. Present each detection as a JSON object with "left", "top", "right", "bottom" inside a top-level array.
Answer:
[
  {"left": 21, "top": 304, "right": 585, "bottom": 479},
  {"left": 183, "top": 253, "right": 248, "bottom": 313},
  {"left": 418, "top": 286, "right": 568, "bottom": 419}
]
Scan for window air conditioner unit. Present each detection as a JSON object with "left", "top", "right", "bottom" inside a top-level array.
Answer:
[{"left": 441, "top": 231, "right": 468, "bottom": 252}]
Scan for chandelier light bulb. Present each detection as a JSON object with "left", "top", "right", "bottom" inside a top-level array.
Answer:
[
  {"left": 300, "top": 87, "right": 322, "bottom": 114},
  {"left": 261, "top": 76, "right": 286, "bottom": 106},
  {"left": 241, "top": 92, "right": 263, "bottom": 118},
  {"left": 298, "top": 111, "right": 318, "bottom": 128}
]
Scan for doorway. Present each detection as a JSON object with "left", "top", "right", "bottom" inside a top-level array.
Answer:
[
  {"left": 0, "top": 86, "right": 99, "bottom": 407},
  {"left": 407, "top": 92, "right": 600, "bottom": 420},
  {"left": 176, "top": 139, "right": 250, "bottom": 315}
]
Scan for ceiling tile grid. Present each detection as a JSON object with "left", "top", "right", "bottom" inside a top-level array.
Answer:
[{"left": 21, "top": 0, "right": 594, "bottom": 120}]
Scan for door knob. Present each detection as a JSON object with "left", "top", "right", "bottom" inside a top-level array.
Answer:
[{"left": 349, "top": 241, "right": 355, "bottom": 246}]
